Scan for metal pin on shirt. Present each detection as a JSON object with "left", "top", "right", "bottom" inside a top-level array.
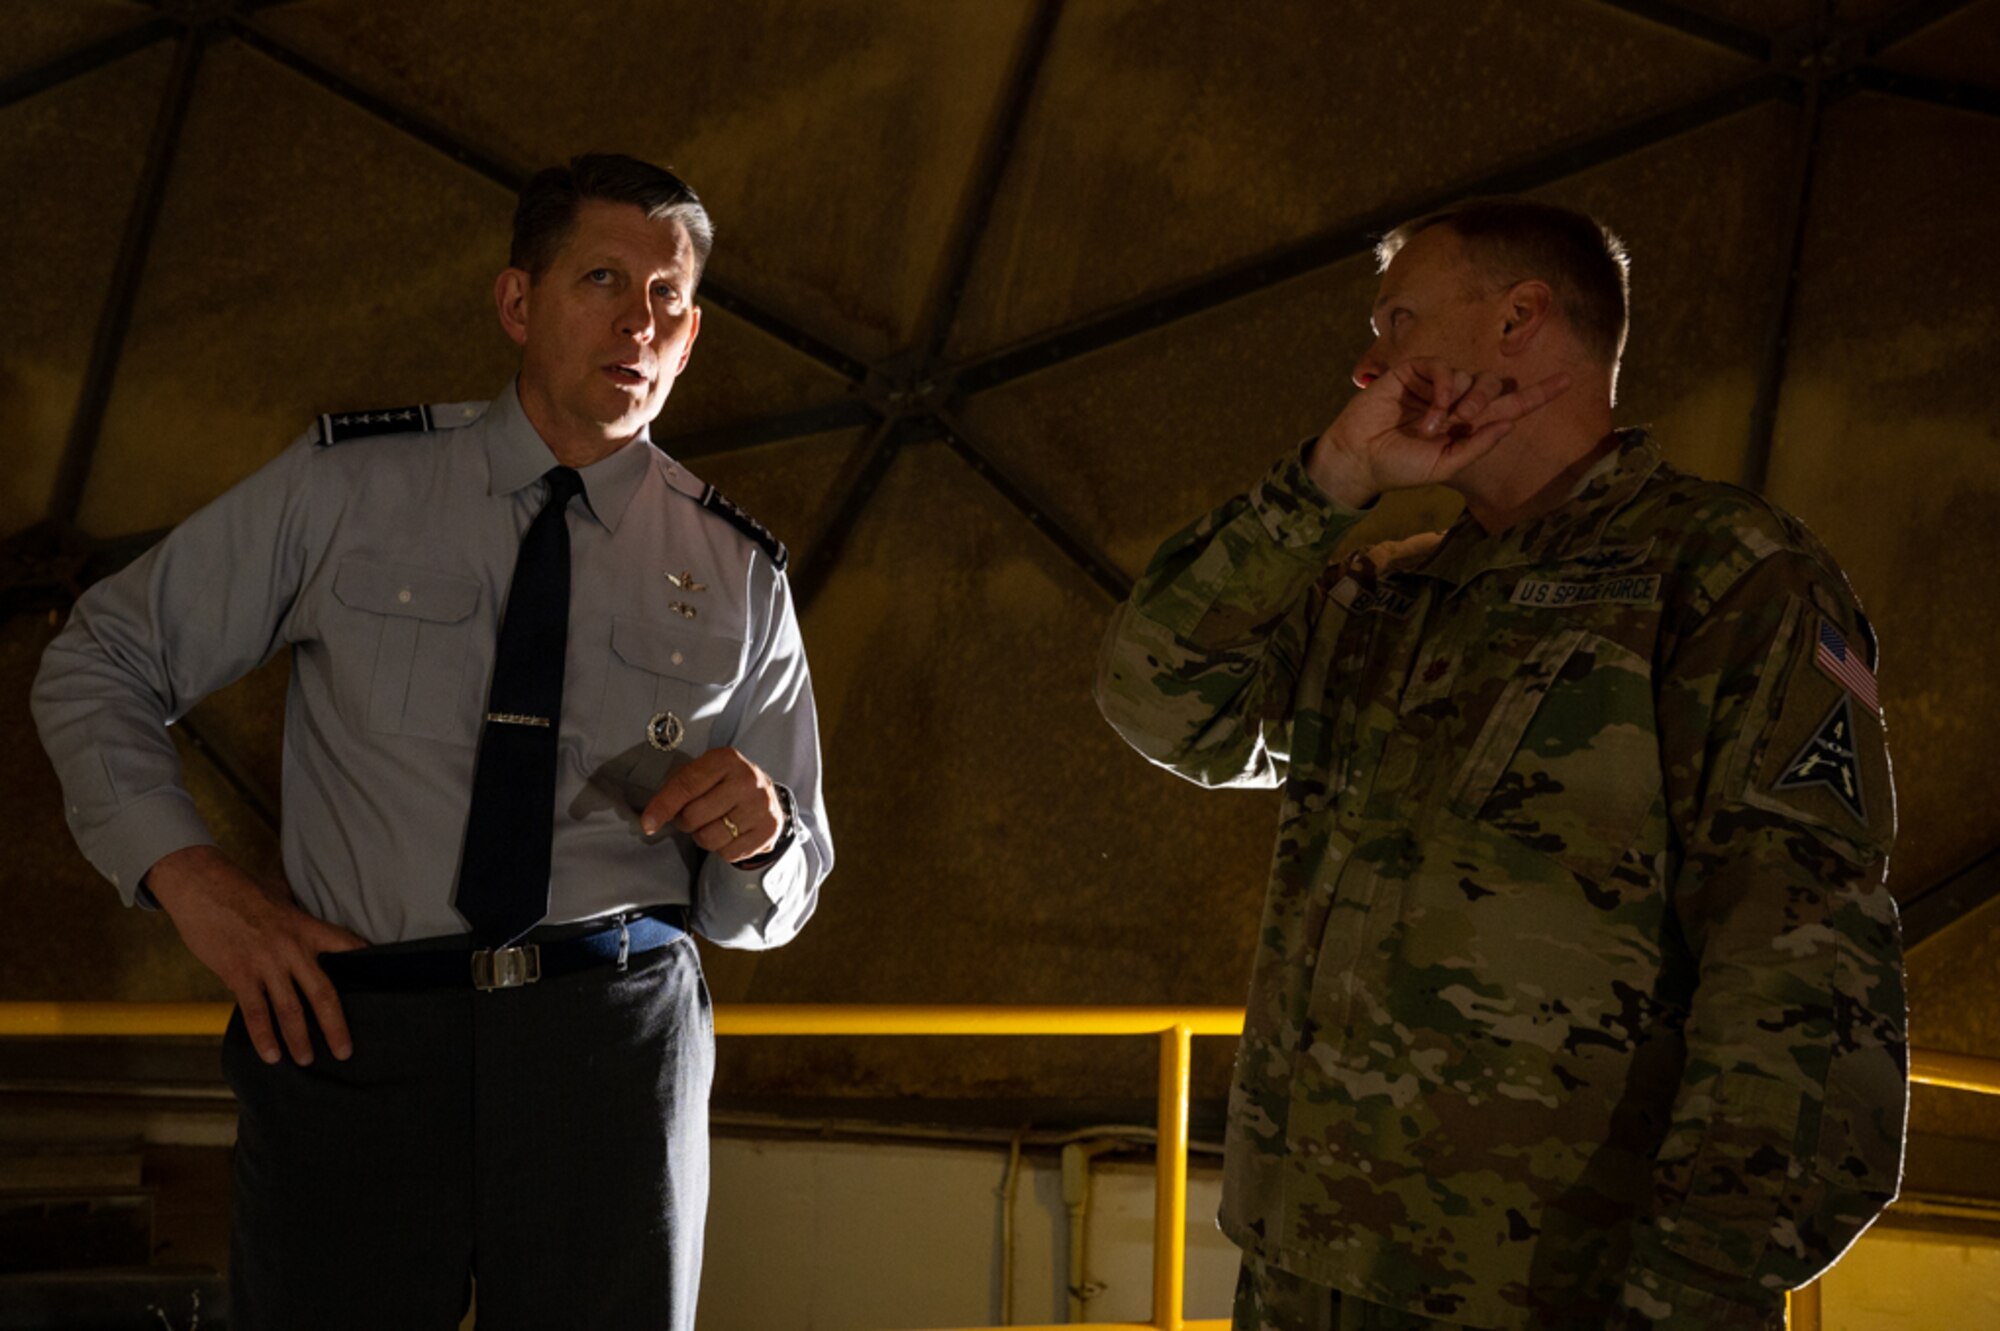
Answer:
[
  {"left": 647, "top": 711, "right": 685, "bottom": 752},
  {"left": 666, "top": 570, "right": 706, "bottom": 592}
]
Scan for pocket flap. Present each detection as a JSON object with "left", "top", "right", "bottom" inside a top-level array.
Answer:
[
  {"left": 1661, "top": 1070, "right": 1803, "bottom": 1273},
  {"left": 1447, "top": 627, "right": 1589, "bottom": 814},
  {"left": 611, "top": 616, "right": 746, "bottom": 685},
  {"left": 333, "top": 560, "right": 480, "bottom": 624}
]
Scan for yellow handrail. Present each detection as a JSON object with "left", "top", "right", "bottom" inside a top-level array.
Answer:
[
  {"left": 3, "top": 1000, "right": 1997, "bottom": 1331},
  {"left": 0, "top": 1002, "right": 1249, "bottom": 1039},
  {"left": 0, "top": 1001, "right": 229, "bottom": 1038},
  {"left": 4, "top": 1000, "right": 1992, "bottom": 1092}
]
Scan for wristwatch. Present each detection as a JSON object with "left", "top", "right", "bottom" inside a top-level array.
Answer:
[{"left": 732, "top": 782, "right": 797, "bottom": 869}]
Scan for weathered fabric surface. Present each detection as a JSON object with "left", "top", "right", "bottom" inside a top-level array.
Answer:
[{"left": 1097, "top": 431, "right": 1906, "bottom": 1330}]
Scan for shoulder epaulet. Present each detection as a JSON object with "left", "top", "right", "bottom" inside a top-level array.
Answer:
[
  {"left": 656, "top": 457, "right": 791, "bottom": 570},
  {"left": 699, "top": 483, "right": 789, "bottom": 571},
  {"left": 314, "top": 399, "right": 488, "bottom": 446}
]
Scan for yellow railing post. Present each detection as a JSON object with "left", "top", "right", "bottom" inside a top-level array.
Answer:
[
  {"left": 1153, "top": 1021, "right": 1192, "bottom": 1331},
  {"left": 1786, "top": 1278, "right": 1821, "bottom": 1331},
  {"left": 6, "top": 1001, "right": 2000, "bottom": 1331}
]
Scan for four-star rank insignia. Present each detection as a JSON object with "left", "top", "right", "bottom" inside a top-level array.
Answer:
[{"left": 1775, "top": 694, "right": 1867, "bottom": 820}]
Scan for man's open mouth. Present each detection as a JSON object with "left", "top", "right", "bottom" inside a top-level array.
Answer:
[{"left": 606, "top": 363, "right": 649, "bottom": 384}]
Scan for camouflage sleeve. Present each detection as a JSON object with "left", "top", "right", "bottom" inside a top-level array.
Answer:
[
  {"left": 1623, "top": 551, "right": 1906, "bottom": 1328},
  {"left": 1093, "top": 440, "right": 1366, "bottom": 788}
]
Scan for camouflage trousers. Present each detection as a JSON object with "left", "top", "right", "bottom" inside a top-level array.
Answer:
[{"left": 1231, "top": 1255, "right": 1471, "bottom": 1331}]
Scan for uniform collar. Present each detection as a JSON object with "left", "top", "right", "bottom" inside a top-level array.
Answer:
[
  {"left": 1414, "top": 428, "right": 1660, "bottom": 589},
  {"left": 482, "top": 378, "right": 653, "bottom": 534}
]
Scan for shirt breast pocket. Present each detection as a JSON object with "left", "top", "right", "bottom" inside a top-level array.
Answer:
[
  {"left": 599, "top": 615, "right": 748, "bottom": 764},
  {"left": 1446, "top": 627, "right": 1661, "bottom": 884},
  {"left": 331, "top": 559, "right": 482, "bottom": 744}
]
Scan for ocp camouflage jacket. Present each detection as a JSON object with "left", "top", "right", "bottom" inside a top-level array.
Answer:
[{"left": 1096, "top": 430, "right": 1906, "bottom": 1330}]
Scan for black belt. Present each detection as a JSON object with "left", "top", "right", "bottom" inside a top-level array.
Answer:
[{"left": 320, "top": 906, "right": 689, "bottom": 993}]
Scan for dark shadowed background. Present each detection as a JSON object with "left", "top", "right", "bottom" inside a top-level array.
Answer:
[{"left": 3, "top": 1, "right": 1997, "bottom": 1162}]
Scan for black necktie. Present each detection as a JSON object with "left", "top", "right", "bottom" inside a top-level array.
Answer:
[{"left": 457, "top": 466, "right": 583, "bottom": 945}]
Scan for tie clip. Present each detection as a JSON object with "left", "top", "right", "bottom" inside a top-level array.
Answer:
[{"left": 486, "top": 712, "right": 551, "bottom": 727}]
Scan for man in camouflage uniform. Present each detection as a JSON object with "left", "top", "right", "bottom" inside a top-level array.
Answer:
[{"left": 1095, "top": 200, "right": 1905, "bottom": 1330}]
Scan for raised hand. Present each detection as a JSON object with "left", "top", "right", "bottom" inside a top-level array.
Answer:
[
  {"left": 640, "top": 748, "right": 786, "bottom": 863},
  {"left": 1309, "top": 357, "right": 1572, "bottom": 507},
  {"left": 147, "top": 845, "right": 367, "bottom": 1065}
]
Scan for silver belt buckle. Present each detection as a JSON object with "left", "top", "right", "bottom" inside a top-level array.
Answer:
[{"left": 471, "top": 944, "right": 541, "bottom": 991}]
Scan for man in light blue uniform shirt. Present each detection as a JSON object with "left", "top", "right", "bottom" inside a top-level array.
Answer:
[{"left": 33, "top": 154, "right": 830, "bottom": 1329}]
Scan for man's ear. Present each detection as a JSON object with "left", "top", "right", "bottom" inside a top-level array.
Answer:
[
  {"left": 495, "top": 267, "right": 532, "bottom": 348},
  {"left": 672, "top": 304, "right": 702, "bottom": 376},
  {"left": 1499, "top": 279, "right": 1554, "bottom": 354}
]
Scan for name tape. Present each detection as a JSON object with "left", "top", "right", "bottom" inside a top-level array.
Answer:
[{"left": 1510, "top": 574, "right": 1662, "bottom": 609}]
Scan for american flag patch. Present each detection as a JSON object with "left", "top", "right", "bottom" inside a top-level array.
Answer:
[{"left": 1815, "top": 619, "right": 1879, "bottom": 715}]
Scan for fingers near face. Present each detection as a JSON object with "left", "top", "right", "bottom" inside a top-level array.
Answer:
[{"left": 1485, "top": 369, "right": 1573, "bottom": 424}]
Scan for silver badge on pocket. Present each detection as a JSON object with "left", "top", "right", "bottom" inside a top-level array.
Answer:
[{"left": 646, "top": 711, "right": 685, "bottom": 753}]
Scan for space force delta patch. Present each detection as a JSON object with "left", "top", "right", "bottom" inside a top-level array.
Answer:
[{"left": 1775, "top": 694, "right": 1867, "bottom": 820}]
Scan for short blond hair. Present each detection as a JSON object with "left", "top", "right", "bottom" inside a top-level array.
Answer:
[{"left": 1377, "top": 198, "right": 1630, "bottom": 370}]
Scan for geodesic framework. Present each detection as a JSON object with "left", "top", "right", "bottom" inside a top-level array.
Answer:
[{"left": 2, "top": 2, "right": 1997, "bottom": 1099}]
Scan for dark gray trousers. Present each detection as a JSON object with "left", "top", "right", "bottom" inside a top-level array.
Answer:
[{"left": 221, "top": 936, "right": 712, "bottom": 1331}]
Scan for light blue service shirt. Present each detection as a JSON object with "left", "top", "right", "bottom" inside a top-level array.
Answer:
[{"left": 33, "top": 380, "right": 831, "bottom": 947}]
